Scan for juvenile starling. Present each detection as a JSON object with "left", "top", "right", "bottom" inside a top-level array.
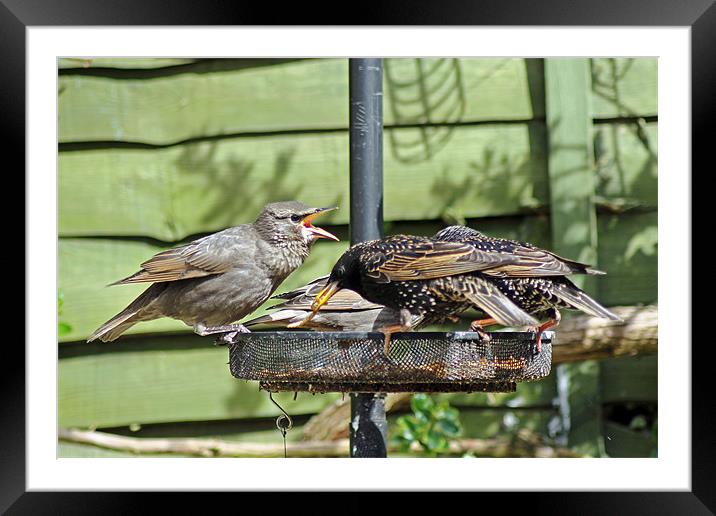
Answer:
[
  {"left": 87, "top": 202, "right": 339, "bottom": 343},
  {"left": 300, "top": 235, "right": 540, "bottom": 353},
  {"left": 244, "top": 275, "right": 426, "bottom": 332},
  {"left": 434, "top": 225, "right": 622, "bottom": 349}
]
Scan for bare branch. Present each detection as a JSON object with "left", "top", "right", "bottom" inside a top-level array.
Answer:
[
  {"left": 58, "top": 427, "right": 581, "bottom": 458},
  {"left": 552, "top": 304, "right": 657, "bottom": 364}
]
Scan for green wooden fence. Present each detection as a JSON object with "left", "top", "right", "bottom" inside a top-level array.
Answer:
[{"left": 58, "top": 57, "right": 657, "bottom": 457}]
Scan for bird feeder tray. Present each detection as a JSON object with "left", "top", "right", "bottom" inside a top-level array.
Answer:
[{"left": 228, "top": 331, "right": 553, "bottom": 393}]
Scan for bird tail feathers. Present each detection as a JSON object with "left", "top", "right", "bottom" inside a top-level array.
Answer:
[
  {"left": 585, "top": 267, "right": 607, "bottom": 276},
  {"left": 87, "top": 285, "right": 162, "bottom": 342},
  {"left": 243, "top": 310, "right": 307, "bottom": 328},
  {"left": 551, "top": 283, "right": 622, "bottom": 321}
]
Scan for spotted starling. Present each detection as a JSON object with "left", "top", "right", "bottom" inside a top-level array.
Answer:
[
  {"left": 244, "top": 275, "right": 427, "bottom": 332},
  {"left": 300, "top": 234, "right": 540, "bottom": 353},
  {"left": 87, "top": 202, "right": 339, "bottom": 343},
  {"left": 434, "top": 225, "right": 621, "bottom": 349}
]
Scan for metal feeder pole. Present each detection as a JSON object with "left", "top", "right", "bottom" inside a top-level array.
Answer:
[{"left": 348, "top": 58, "right": 388, "bottom": 458}]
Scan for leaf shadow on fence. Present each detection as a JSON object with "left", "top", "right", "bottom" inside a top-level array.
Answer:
[
  {"left": 594, "top": 122, "right": 657, "bottom": 208},
  {"left": 384, "top": 58, "right": 466, "bottom": 164},
  {"left": 172, "top": 139, "right": 310, "bottom": 236},
  {"left": 591, "top": 58, "right": 658, "bottom": 208}
]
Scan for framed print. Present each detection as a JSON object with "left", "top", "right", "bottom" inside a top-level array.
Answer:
[{"left": 9, "top": 0, "right": 708, "bottom": 512}]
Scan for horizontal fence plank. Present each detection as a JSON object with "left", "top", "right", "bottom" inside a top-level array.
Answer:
[
  {"left": 59, "top": 123, "right": 547, "bottom": 240},
  {"left": 59, "top": 58, "right": 538, "bottom": 144},
  {"left": 58, "top": 58, "right": 656, "bottom": 145},
  {"left": 58, "top": 334, "right": 341, "bottom": 428},
  {"left": 591, "top": 58, "right": 657, "bottom": 118},
  {"left": 58, "top": 121, "right": 655, "bottom": 242},
  {"left": 600, "top": 354, "right": 657, "bottom": 403},
  {"left": 58, "top": 341, "right": 557, "bottom": 431},
  {"left": 455, "top": 408, "right": 558, "bottom": 441},
  {"left": 59, "top": 58, "right": 197, "bottom": 69},
  {"left": 437, "top": 376, "right": 556, "bottom": 409}
]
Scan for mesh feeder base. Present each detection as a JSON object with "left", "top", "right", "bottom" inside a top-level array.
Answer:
[{"left": 228, "top": 330, "right": 553, "bottom": 393}]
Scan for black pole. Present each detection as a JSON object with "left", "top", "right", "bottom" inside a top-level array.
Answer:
[
  {"left": 349, "top": 59, "right": 384, "bottom": 244},
  {"left": 348, "top": 58, "right": 388, "bottom": 458}
]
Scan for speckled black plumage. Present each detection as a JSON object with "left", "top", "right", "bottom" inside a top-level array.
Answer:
[
  {"left": 311, "top": 234, "right": 539, "bottom": 331},
  {"left": 433, "top": 225, "right": 621, "bottom": 324}
]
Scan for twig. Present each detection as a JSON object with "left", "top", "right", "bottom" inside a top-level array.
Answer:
[
  {"left": 58, "top": 427, "right": 346, "bottom": 458},
  {"left": 58, "top": 427, "right": 581, "bottom": 458},
  {"left": 552, "top": 304, "right": 657, "bottom": 364}
]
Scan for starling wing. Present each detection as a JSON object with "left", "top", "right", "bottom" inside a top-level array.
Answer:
[
  {"left": 110, "top": 228, "right": 251, "bottom": 285},
  {"left": 479, "top": 246, "right": 606, "bottom": 278},
  {"left": 434, "top": 226, "right": 605, "bottom": 278},
  {"left": 364, "top": 239, "right": 523, "bottom": 283}
]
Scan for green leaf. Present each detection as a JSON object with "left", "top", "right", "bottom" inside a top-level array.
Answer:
[
  {"left": 411, "top": 393, "right": 434, "bottom": 414},
  {"left": 435, "top": 419, "right": 461, "bottom": 438},
  {"left": 394, "top": 394, "right": 463, "bottom": 454},
  {"left": 58, "top": 322, "right": 73, "bottom": 336},
  {"left": 426, "top": 429, "right": 449, "bottom": 453}
]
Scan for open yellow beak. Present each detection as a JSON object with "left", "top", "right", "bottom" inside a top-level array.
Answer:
[
  {"left": 302, "top": 207, "right": 339, "bottom": 241},
  {"left": 296, "top": 280, "right": 341, "bottom": 326}
]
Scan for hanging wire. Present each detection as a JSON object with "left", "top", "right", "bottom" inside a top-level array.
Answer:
[{"left": 268, "top": 392, "right": 293, "bottom": 458}]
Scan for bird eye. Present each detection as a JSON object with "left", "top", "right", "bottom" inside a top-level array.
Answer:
[{"left": 290, "top": 214, "right": 302, "bottom": 223}]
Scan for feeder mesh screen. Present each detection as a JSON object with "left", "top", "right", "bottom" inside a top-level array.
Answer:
[{"left": 229, "top": 331, "right": 552, "bottom": 386}]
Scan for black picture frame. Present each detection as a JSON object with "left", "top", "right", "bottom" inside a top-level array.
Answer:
[{"left": 8, "top": 0, "right": 707, "bottom": 512}]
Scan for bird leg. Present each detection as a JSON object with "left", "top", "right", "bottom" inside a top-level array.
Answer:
[
  {"left": 530, "top": 309, "right": 561, "bottom": 353},
  {"left": 194, "top": 323, "right": 251, "bottom": 345},
  {"left": 383, "top": 332, "right": 395, "bottom": 357},
  {"left": 469, "top": 318, "right": 497, "bottom": 342},
  {"left": 379, "top": 309, "right": 413, "bottom": 356}
]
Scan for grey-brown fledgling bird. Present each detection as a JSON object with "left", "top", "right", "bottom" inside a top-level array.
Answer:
[
  {"left": 243, "top": 275, "right": 427, "bottom": 332},
  {"left": 434, "top": 225, "right": 621, "bottom": 350},
  {"left": 87, "top": 202, "right": 339, "bottom": 343}
]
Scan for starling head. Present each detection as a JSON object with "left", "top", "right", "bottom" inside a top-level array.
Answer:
[
  {"left": 255, "top": 201, "right": 339, "bottom": 246},
  {"left": 326, "top": 247, "right": 364, "bottom": 291},
  {"left": 297, "top": 246, "right": 365, "bottom": 326}
]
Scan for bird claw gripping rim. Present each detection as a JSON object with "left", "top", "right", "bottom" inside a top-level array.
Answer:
[{"left": 228, "top": 331, "right": 553, "bottom": 393}]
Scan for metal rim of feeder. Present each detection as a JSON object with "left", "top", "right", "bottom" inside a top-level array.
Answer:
[{"left": 228, "top": 330, "right": 554, "bottom": 393}]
